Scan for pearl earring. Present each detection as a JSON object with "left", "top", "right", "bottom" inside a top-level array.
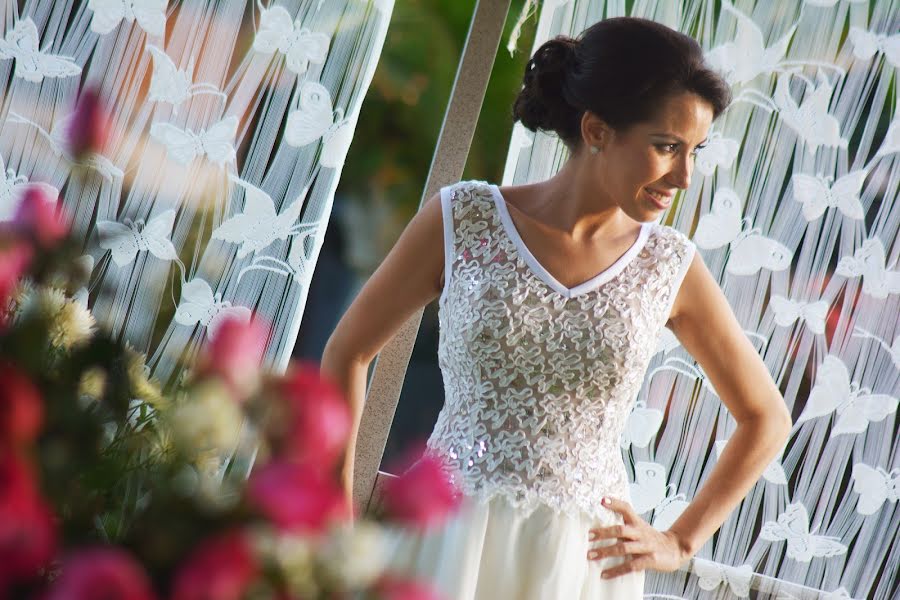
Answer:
[{"left": 589, "top": 145, "right": 599, "bottom": 155}]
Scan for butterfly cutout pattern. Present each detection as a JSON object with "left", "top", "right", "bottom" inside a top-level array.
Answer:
[
  {"left": 97, "top": 209, "right": 179, "bottom": 266},
  {"left": 618, "top": 400, "right": 663, "bottom": 450},
  {"left": 174, "top": 278, "right": 251, "bottom": 338},
  {"left": 851, "top": 463, "right": 899, "bottom": 516},
  {"left": 792, "top": 171, "right": 866, "bottom": 222},
  {"left": 285, "top": 82, "right": 354, "bottom": 169},
  {"left": 0, "top": 18, "right": 81, "bottom": 83},
  {"left": 692, "top": 558, "right": 754, "bottom": 598},
  {"left": 796, "top": 354, "right": 897, "bottom": 437},
  {"left": 847, "top": 27, "right": 900, "bottom": 67},
  {"left": 774, "top": 74, "right": 848, "bottom": 156},
  {"left": 146, "top": 45, "right": 225, "bottom": 114},
  {"left": 836, "top": 238, "right": 900, "bottom": 299},
  {"left": 694, "top": 132, "right": 739, "bottom": 176},
  {"left": 629, "top": 462, "right": 689, "bottom": 531},
  {"left": 0, "top": 155, "right": 60, "bottom": 221},
  {"left": 769, "top": 295, "right": 828, "bottom": 335},
  {"left": 694, "top": 187, "right": 793, "bottom": 276},
  {"left": 253, "top": 5, "right": 330, "bottom": 76},
  {"left": 759, "top": 502, "right": 847, "bottom": 562},
  {"left": 87, "top": 0, "right": 166, "bottom": 37},
  {"left": 150, "top": 115, "right": 238, "bottom": 166}
]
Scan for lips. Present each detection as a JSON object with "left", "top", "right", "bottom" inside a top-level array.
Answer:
[{"left": 644, "top": 188, "right": 673, "bottom": 209}]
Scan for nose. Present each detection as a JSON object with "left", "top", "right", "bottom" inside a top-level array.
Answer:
[{"left": 668, "top": 152, "right": 693, "bottom": 190}]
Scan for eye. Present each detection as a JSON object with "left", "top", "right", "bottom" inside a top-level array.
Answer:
[
  {"left": 691, "top": 143, "right": 708, "bottom": 156},
  {"left": 656, "top": 143, "right": 679, "bottom": 154}
]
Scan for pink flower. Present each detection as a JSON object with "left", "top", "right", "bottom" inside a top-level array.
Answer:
[
  {"left": 374, "top": 574, "right": 445, "bottom": 600},
  {"left": 0, "top": 455, "right": 57, "bottom": 586},
  {"left": 0, "top": 364, "right": 44, "bottom": 449},
  {"left": 0, "top": 242, "right": 31, "bottom": 307},
  {"left": 13, "top": 186, "right": 67, "bottom": 248},
  {"left": 199, "top": 315, "right": 267, "bottom": 399},
  {"left": 47, "top": 547, "right": 155, "bottom": 600},
  {"left": 170, "top": 530, "right": 258, "bottom": 600},
  {"left": 66, "top": 86, "right": 110, "bottom": 160},
  {"left": 382, "top": 446, "right": 461, "bottom": 530},
  {"left": 248, "top": 460, "right": 349, "bottom": 534},
  {"left": 273, "top": 362, "right": 351, "bottom": 470}
]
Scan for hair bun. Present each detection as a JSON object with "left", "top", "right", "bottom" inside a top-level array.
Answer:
[{"left": 513, "top": 36, "right": 580, "bottom": 140}]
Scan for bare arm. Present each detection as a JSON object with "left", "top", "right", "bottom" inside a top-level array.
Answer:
[
  {"left": 320, "top": 191, "right": 447, "bottom": 506},
  {"left": 662, "top": 251, "right": 793, "bottom": 557}
]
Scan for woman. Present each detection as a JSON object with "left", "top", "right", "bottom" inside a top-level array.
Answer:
[{"left": 321, "top": 16, "right": 793, "bottom": 599}]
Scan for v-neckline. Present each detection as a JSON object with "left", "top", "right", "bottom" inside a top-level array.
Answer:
[{"left": 490, "top": 184, "right": 652, "bottom": 299}]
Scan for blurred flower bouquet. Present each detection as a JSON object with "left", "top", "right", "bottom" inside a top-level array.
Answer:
[{"left": 0, "top": 89, "right": 461, "bottom": 600}]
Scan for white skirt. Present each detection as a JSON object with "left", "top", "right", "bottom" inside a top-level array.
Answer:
[{"left": 381, "top": 492, "right": 645, "bottom": 599}]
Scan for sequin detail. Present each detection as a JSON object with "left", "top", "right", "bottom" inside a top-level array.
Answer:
[{"left": 426, "top": 180, "right": 696, "bottom": 524}]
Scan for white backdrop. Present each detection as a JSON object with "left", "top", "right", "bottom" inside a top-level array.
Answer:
[{"left": 504, "top": 1, "right": 898, "bottom": 598}]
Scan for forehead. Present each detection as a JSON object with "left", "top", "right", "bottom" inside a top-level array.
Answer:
[{"left": 632, "top": 91, "right": 714, "bottom": 142}]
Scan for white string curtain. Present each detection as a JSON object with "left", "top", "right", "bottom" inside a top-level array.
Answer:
[
  {"left": 505, "top": 1, "right": 898, "bottom": 598},
  {"left": 0, "top": 0, "right": 392, "bottom": 385}
]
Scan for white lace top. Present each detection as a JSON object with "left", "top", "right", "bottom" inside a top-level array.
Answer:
[{"left": 425, "top": 180, "right": 696, "bottom": 523}]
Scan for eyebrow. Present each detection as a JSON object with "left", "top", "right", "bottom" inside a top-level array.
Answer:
[{"left": 650, "top": 133, "right": 709, "bottom": 146}]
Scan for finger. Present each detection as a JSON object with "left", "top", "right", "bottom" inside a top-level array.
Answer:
[
  {"left": 588, "top": 523, "right": 637, "bottom": 542},
  {"left": 601, "top": 555, "right": 651, "bottom": 579},
  {"left": 586, "top": 540, "right": 650, "bottom": 561},
  {"left": 601, "top": 496, "right": 638, "bottom": 524}
]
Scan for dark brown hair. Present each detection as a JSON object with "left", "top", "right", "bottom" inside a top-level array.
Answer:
[{"left": 512, "top": 17, "right": 732, "bottom": 150}]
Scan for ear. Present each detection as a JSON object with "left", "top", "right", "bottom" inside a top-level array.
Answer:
[{"left": 580, "top": 111, "right": 612, "bottom": 151}]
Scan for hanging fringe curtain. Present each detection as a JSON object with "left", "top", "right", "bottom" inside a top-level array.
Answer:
[
  {"left": 0, "top": 0, "right": 393, "bottom": 386},
  {"left": 505, "top": 1, "right": 898, "bottom": 598}
]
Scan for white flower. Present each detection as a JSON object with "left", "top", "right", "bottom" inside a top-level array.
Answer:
[
  {"left": 168, "top": 380, "right": 243, "bottom": 457},
  {"left": 51, "top": 298, "right": 95, "bottom": 348},
  {"left": 318, "top": 521, "right": 388, "bottom": 589}
]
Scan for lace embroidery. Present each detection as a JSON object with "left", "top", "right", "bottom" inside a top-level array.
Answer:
[{"left": 426, "top": 180, "right": 696, "bottom": 524}]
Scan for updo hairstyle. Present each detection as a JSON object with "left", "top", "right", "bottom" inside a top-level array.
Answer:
[{"left": 512, "top": 17, "right": 731, "bottom": 151}]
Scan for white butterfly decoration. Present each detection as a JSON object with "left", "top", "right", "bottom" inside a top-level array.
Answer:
[
  {"left": 0, "top": 155, "right": 60, "bottom": 221},
  {"left": 694, "top": 188, "right": 793, "bottom": 276},
  {"left": 791, "top": 170, "right": 866, "bottom": 222},
  {"left": 236, "top": 212, "right": 325, "bottom": 286},
  {"left": 715, "top": 438, "right": 788, "bottom": 485},
  {"left": 847, "top": 27, "right": 900, "bottom": 67},
  {"left": 212, "top": 175, "right": 303, "bottom": 259},
  {"left": 149, "top": 115, "right": 238, "bottom": 166},
  {"left": 629, "top": 462, "right": 689, "bottom": 531},
  {"left": 692, "top": 558, "right": 754, "bottom": 598},
  {"left": 97, "top": 209, "right": 179, "bottom": 267},
  {"left": 86, "top": 0, "right": 166, "bottom": 37},
  {"left": 652, "top": 326, "right": 681, "bottom": 356},
  {"left": 874, "top": 119, "right": 900, "bottom": 158},
  {"left": 836, "top": 238, "right": 900, "bottom": 299},
  {"left": 704, "top": 1, "right": 795, "bottom": 85},
  {"left": 769, "top": 295, "right": 828, "bottom": 335},
  {"left": 146, "top": 45, "right": 225, "bottom": 114},
  {"left": 285, "top": 82, "right": 354, "bottom": 169},
  {"left": 253, "top": 5, "right": 330, "bottom": 76},
  {"left": 759, "top": 502, "right": 847, "bottom": 562},
  {"left": 694, "top": 132, "right": 739, "bottom": 176},
  {"left": 174, "top": 278, "right": 251, "bottom": 338},
  {"left": 6, "top": 111, "right": 123, "bottom": 182},
  {"left": 851, "top": 463, "right": 899, "bottom": 516},
  {"left": 618, "top": 400, "right": 663, "bottom": 450},
  {"left": 0, "top": 18, "right": 81, "bottom": 83},
  {"left": 774, "top": 74, "right": 848, "bottom": 156},
  {"left": 796, "top": 354, "right": 897, "bottom": 437}
]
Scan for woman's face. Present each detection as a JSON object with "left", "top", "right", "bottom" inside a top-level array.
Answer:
[{"left": 588, "top": 91, "right": 714, "bottom": 223}]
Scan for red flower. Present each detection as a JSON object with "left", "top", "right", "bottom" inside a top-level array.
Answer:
[
  {"left": 0, "top": 455, "right": 57, "bottom": 587},
  {"left": 382, "top": 447, "right": 461, "bottom": 530},
  {"left": 374, "top": 574, "right": 444, "bottom": 600},
  {"left": 248, "top": 460, "right": 350, "bottom": 534},
  {"left": 66, "top": 86, "right": 110, "bottom": 160},
  {"left": 274, "top": 362, "right": 351, "bottom": 469},
  {"left": 13, "top": 186, "right": 67, "bottom": 248},
  {"left": 199, "top": 315, "right": 267, "bottom": 399},
  {"left": 170, "top": 530, "right": 258, "bottom": 600},
  {"left": 0, "top": 364, "right": 44, "bottom": 448},
  {"left": 47, "top": 547, "right": 155, "bottom": 600},
  {"left": 0, "top": 242, "right": 31, "bottom": 307}
]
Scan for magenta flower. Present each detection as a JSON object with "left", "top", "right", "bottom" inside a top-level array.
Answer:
[
  {"left": 274, "top": 362, "right": 351, "bottom": 470},
  {"left": 0, "top": 364, "right": 44, "bottom": 448},
  {"left": 0, "top": 455, "right": 57, "bottom": 587},
  {"left": 12, "top": 185, "right": 67, "bottom": 248},
  {"left": 248, "top": 460, "right": 349, "bottom": 534},
  {"left": 47, "top": 547, "right": 156, "bottom": 600},
  {"left": 200, "top": 315, "right": 267, "bottom": 399},
  {"left": 375, "top": 574, "right": 445, "bottom": 600},
  {"left": 170, "top": 530, "right": 258, "bottom": 600},
  {"left": 382, "top": 447, "right": 461, "bottom": 531},
  {"left": 67, "top": 86, "right": 110, "bottom": 161}
]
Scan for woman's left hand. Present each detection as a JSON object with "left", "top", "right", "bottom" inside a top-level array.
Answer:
[{"left": 586, "top": 497, "right": 692, "bottom": 579}]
